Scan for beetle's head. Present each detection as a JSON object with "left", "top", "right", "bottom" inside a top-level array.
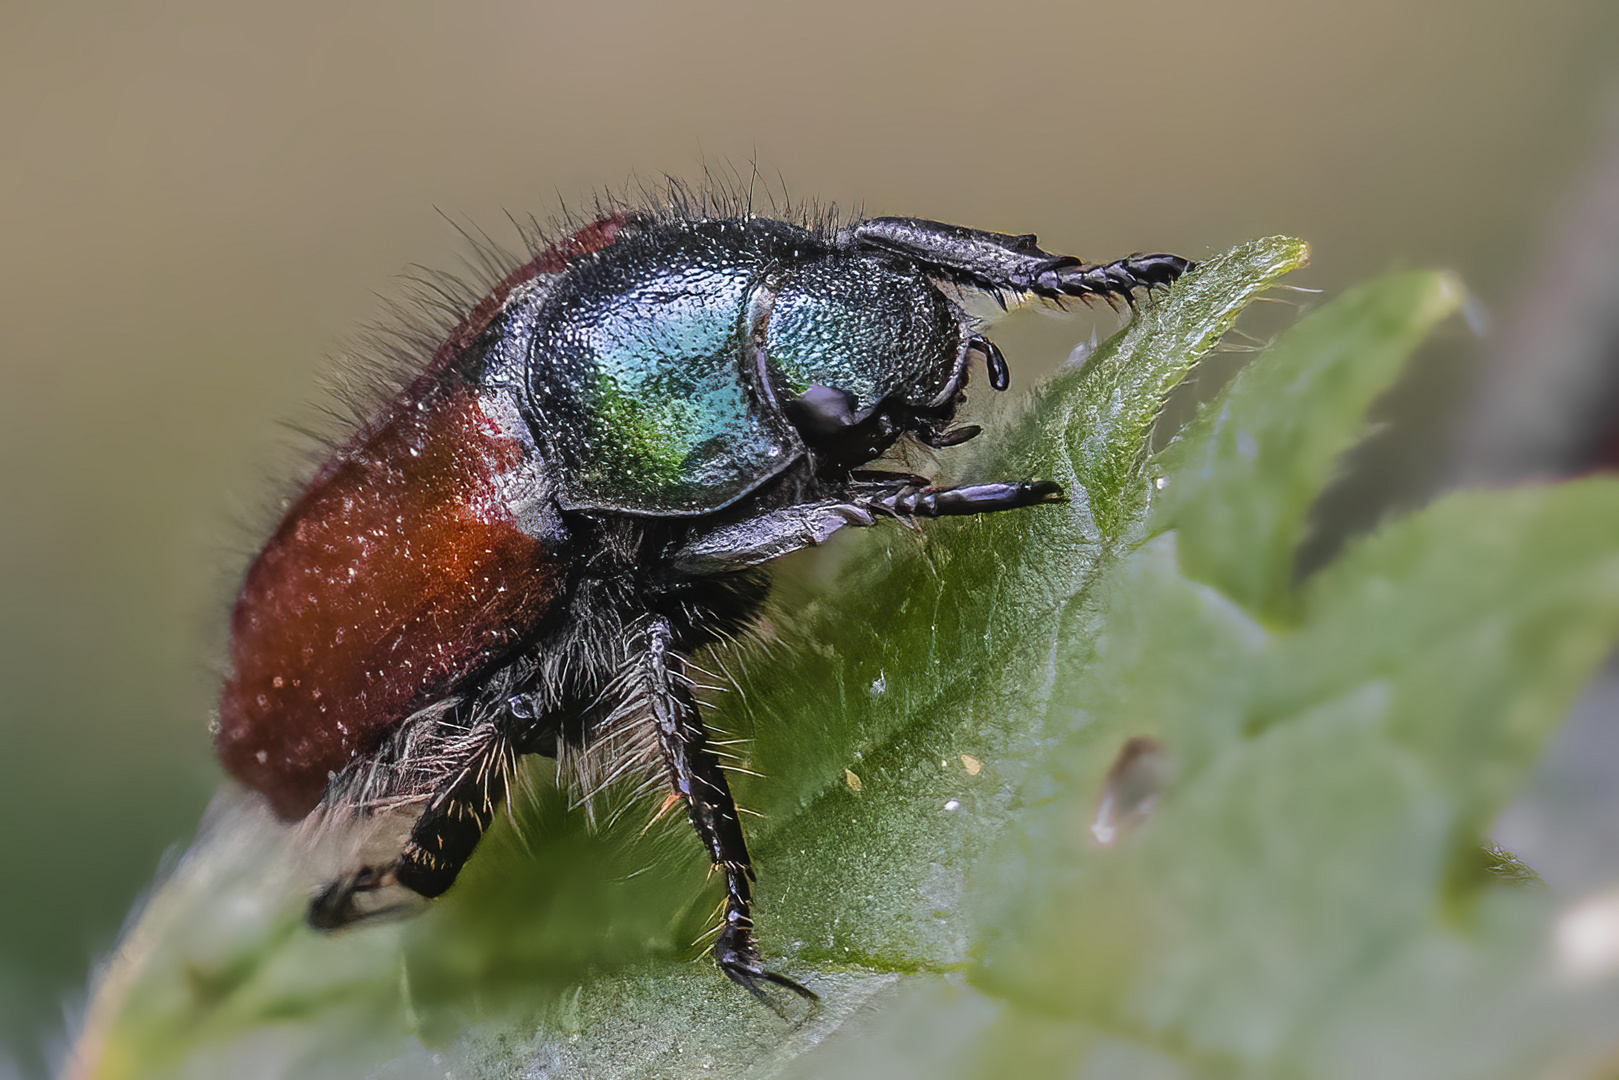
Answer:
[{"left": 754, "top": 254, "right": 994, "bottom": 474}]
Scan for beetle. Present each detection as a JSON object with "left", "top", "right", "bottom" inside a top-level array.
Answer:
[{"left": 213, "top": 192, "right": 1190, "bottom": 1001}]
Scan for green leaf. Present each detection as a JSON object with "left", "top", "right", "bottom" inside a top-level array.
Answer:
[
  {"left": 71, "top": 237, "right": 1619, "bottom": 1080},
  {"left": 1152, "top": 270, "right": 1467, "bottom": 621}
]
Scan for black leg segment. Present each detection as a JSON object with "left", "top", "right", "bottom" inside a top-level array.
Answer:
[
  {"left": 393, "top": 733, "right": 511, "bottom": 899},
  {"left": 855, "top": 477, "right": 1066, "bottom": 518},
  {"left": 308, "top": 729, "right": 511, "bottom": 930},
  {"left": 640, "top": 615, "right": 815, "bottom": 1004}
]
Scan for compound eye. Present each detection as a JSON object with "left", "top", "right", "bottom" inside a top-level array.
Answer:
[{"left": 784, "top": 384, "right": 861, "bottom": 442}]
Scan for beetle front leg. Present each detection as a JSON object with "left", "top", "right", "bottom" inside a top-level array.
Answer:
[
  {"left": 638, "top": 615, "right": 815, "bottom": 1005},
  {"left": 851, "top": 217, "right": 1191, "bottom": 308}
]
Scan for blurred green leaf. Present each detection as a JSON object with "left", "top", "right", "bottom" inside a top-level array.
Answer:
[{"left": 71, "top": 237, "right": 1619, "bottom": 1080}]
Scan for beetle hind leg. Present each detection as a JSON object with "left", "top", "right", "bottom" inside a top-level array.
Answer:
[
  {"left": 391, "top": 731, "right": 512, "bottom": 899},
  {"left": 307, "top": 725, "right": 513, "bottom": 930}
]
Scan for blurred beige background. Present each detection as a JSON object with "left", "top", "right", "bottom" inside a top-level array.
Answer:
[{"left": 3, "top": 1, "right": 1617, "bottom": 1073}]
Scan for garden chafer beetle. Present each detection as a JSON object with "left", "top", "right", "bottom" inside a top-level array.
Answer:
[{"left": 213, "top": 191, "right": 1190, "bottom": 1001}]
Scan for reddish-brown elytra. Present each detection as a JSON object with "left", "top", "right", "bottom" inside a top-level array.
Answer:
[
  {"left": 216, "top": 215, "right": 628, "bottom": 817},
  {"left": 212, "top": 191, "right": 1189, "bottom": 1002}
]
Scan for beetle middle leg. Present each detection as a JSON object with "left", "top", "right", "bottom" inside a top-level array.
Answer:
[
  {"left": 633, "top": 614, "right": 815, "bottom": 1005},
  {"left": 859, "top": 478, "right": 1066, "bottom": 518}
]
